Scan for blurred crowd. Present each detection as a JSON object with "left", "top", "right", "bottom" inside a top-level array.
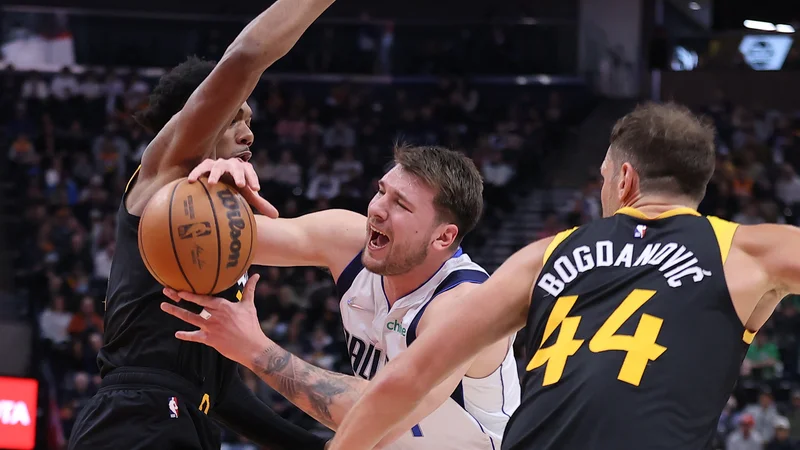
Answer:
[{"left": 0, "top": 65, "right": 568, "bottom": 447}]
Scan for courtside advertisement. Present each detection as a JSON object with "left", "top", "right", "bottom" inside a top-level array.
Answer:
[{"left": 0, "top": 376, "right": 38, "bottom": 449}]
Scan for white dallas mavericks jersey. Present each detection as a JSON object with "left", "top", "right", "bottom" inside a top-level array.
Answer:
[{"left": 337, "top": 248, "right": 520, "bottom": 450}]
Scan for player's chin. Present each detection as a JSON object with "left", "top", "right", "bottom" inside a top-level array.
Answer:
[{"left": 362, "top": 248, "right": 389, "bottom": 272}]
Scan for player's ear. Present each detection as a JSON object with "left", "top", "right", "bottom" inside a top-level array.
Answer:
[
  {"left": 618, "top": 162, "right": 640, "bottom": 204},
  {"left": 242, "top": 273, "right": 260, "bottom": 303},
  {"left": 433, "top": 223, "right": 459, "bottom": 251}
]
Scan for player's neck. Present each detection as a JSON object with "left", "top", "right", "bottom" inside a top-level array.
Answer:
[{"left": 383, "top": 253, "right": 454, "bottom": 306}]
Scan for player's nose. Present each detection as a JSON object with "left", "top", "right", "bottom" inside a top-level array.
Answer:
[
  {"left": 237, "top": 126, "right": 254, "bottom": 147},
  {"left": 367, "top": 198, "right": 388, "bottom": 221}
]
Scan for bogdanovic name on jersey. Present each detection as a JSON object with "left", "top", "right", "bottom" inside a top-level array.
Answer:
[{"left": 538, "top": 240, "right": 713, "bottom": 297}]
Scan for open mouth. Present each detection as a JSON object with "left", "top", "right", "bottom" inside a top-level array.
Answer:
[
  {"left": 368, "top": 225, "right": 390, "bottom": 250},
  {"left": 235, "top": 150, "right": 252, "bottom": 162}
]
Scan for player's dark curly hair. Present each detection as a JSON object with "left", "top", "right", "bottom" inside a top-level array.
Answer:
[{"left": 133, "top": 56, "right": 217, "bottom": 133}]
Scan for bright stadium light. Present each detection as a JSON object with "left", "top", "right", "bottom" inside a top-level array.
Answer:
[
  {"left": 744, "top": 20, "right": 777, "bottom": 31},
  {"left": 688, "top": 2, "right": 701, "bottom": 11},
  {"left": 776, "top": 24, "right": 796, "bottom": 33}
]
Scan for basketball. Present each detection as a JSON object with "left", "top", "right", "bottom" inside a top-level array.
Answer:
[{"left": 138, "top": 176, "right": 257, "bottom": 295}]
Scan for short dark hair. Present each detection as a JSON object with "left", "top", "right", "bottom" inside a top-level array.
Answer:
[
  {"left": 133, "top": 56, "right": 216, "bottom": 133},
  {"left": 393, "top": 145, "right": 484, "bottom": 245},
  {"left": 609, "top": 102, "right": 716, "bottom": 201}
]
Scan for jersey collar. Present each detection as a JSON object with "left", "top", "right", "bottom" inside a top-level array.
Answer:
[{"left": 614, "top": 207, "right": 700, "bottom": 220}]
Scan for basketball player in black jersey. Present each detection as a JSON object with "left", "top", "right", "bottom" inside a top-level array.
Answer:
[
  {"left": 68, "top": 1, "right": 334, "bottom": 449},
  {"left": 328, "top": 102, "right": 800, "bottom": 450}
]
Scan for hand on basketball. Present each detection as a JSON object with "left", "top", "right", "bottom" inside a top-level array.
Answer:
[
  {"left": 160, "top": 274, "right": 269, "bottom": 367},
  {"left": 188, "top": 158, "right": 279, "bottom": 219}
]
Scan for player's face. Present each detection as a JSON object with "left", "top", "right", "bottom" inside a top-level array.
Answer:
[
  {"left": 363, "top": 166, "right": 443, "bottom": 276},
  {"left": 215, "top": 102, "right": 254, "bottom": 162}
]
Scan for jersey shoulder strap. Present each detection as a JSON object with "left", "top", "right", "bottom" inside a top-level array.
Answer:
[
  {"left": 542, "top": 227, "right": 579, "bottom": 265},
  {"left": 125, "top": 165, "right": 142, "bottom": 194},
  {"left": 705, "top": 216, "right": 740, "bottom": 264}
]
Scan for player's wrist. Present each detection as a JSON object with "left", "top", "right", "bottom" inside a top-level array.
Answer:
[{"left": 243, "top": 335, "right": 275, "bottom": 372}]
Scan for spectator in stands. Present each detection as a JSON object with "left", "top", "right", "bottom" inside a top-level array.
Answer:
[
  {"left": 324, "top": 118, "right": 356, "bottom": 149},
  {"left": 745, "top": 389, "right": 782, "bottom": 443},
  {"left": 744, "top": 334, "right": 782, "bottom": 381},
  {"left": 67, "top": 296, "right": 104, "bottom": 338},
  {"left": 766, "top": 416, "right": 797, "bottom": 450},
  {"left": 788, "top": 391, "right": 800, "bottom": 438},
  {"left": 776, "top": 164, "right": 800, "bottom": 209},
  {"left": 40, "top": 295, "right": 73, "bottom": 347},
  {"left": 727, "top": 414, "right": 765, "bottom": 450}
]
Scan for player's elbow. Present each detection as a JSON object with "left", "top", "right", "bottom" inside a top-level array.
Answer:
[
  {"left": 224, "top": 38, "right": 290, "bottom": 70},
  {"left": 374, "top": 365, "right": 426, "bottom": 406}
]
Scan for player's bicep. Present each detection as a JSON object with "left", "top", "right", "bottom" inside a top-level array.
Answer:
[
  {"left": 739, "top": 224, "right": 800, "bottom": 294},
  {"left": 253, "top": 209, "right": 366, "bottom": 274}
]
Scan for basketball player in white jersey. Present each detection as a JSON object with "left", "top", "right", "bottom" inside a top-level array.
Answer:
[{"left": 161, "top": 145, "right": 521, "bottom": 449}]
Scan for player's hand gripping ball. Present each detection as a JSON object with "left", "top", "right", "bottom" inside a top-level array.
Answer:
[{"left": 138, "top": 176, "right": 257, "bottom": 294}]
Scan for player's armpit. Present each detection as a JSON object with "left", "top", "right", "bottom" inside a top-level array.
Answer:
[
  {"left": 328, "top": 238, "right": 552, "bottom": 450},
  {"left": 252, "top": 209, "right": 366, "bottom": 278},
  {"left": 736, "top": 224, "right": 800, "bottom": 295},
  {"left": 144, "top": 0, "right": 335, "bottom": 173}
]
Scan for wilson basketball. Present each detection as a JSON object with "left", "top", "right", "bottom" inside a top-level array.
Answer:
[{"left": 138, "top": 177, "right": 257, "bottom": 294}]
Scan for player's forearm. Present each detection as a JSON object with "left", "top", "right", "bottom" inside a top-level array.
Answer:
[
  {"left": 247, "top": 343, "right": 366, "bottom": 430},
  {"left": 227, "top": 0, "right": 335, "bottom": 69},
  {"left": 330, "top": 366, "right": 425, "bottom": 450}
]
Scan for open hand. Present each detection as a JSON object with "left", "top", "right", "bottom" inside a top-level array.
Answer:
[
  {"left": 188, "top": 158, "right": 279, "bottom": 218},
  {"left": 161, "top": 274, "right": 269, "bottom": 367}
]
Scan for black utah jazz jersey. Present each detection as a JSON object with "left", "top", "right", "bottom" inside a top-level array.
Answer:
[
  {"left": 97, "top": 166, "right": 245, "bottom": 412},
  {"left": 503, "top": 207, "right": 751, "bottom": 450}
]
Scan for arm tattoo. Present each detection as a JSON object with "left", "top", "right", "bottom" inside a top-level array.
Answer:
[{"left": 254, "top": 344, "right": 365, "bottom": 429}]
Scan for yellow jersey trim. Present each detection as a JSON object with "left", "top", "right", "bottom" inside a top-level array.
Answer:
[
  {"left": 615, "top": 206, "right": 701, "bottom": 220},
  {"left": 706, "top": 216, "right": 739, "bottom": 264},
  {"left": 125, "top": 165, "right": 142, "bottom": 194},
  {"left": 743, "top": 329, "right": 756, "bottom": 345},
  {"left": 199, "top": 393, "right": 210, "bottom": 414},
  {"left": 543, "top": 227, "right": 578, "bottom": 266}
]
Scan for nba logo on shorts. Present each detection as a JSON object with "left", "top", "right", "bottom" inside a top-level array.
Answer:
[
  {"left": 168, "top": 397, "right": 179, "bottom": 419},
  {"left": 634, "top": 224, "right": 647, "bottom": 238}
]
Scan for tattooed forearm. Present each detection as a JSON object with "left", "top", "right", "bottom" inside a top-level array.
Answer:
[{"left": 254, "top": 344, "right": 367, "bottom": 430}]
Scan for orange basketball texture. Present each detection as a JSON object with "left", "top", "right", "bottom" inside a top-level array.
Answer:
[{"left": 138, "top": 177, "right": 257, "bottom": 294}]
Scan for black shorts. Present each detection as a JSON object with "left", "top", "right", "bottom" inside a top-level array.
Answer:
[{"left": 69, "top": 368, "right": 220, "bottom": 450}]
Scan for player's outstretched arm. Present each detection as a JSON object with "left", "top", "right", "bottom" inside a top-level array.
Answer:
[
  {"left": 161, "top": 275, "right": 463, "bottom": 439},
  {"left": 143, "top": 0, "right": 335, "bottom": 173},
  {"left": 738, "top": 224, "right": 800, "bottom": 294},
  {"left": 186, "top": 157, "right": 367, "bottom": 280},
  {"left": 731, "top": 223, "right": 800, "bottom": 331},
  {"left": 252, "top": 210, "right": 367, "bottom": 279},
  {"left": 328, "top": 238, "right": 553, "bottom": 450}
]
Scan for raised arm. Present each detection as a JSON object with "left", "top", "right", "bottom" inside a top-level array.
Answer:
[
  {"left": 328, "top": 238, "right": 552, "bottom": 450},
  {"left": 252, "top": 209, "right": 367, "bottom": 280},
  {"left": 143, "top": 0, "right": 334, "bottom": 173},
  {"left": 729, "top": 223, "right": 800, "bottom": 331}
]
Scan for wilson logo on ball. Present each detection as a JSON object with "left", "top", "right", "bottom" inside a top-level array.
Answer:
[
  {"left": 178, "top": 222, "right": 212, "bottom": 239},
  {"left": 217, "top": 189, "right": 246, "bottom": 269}
]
